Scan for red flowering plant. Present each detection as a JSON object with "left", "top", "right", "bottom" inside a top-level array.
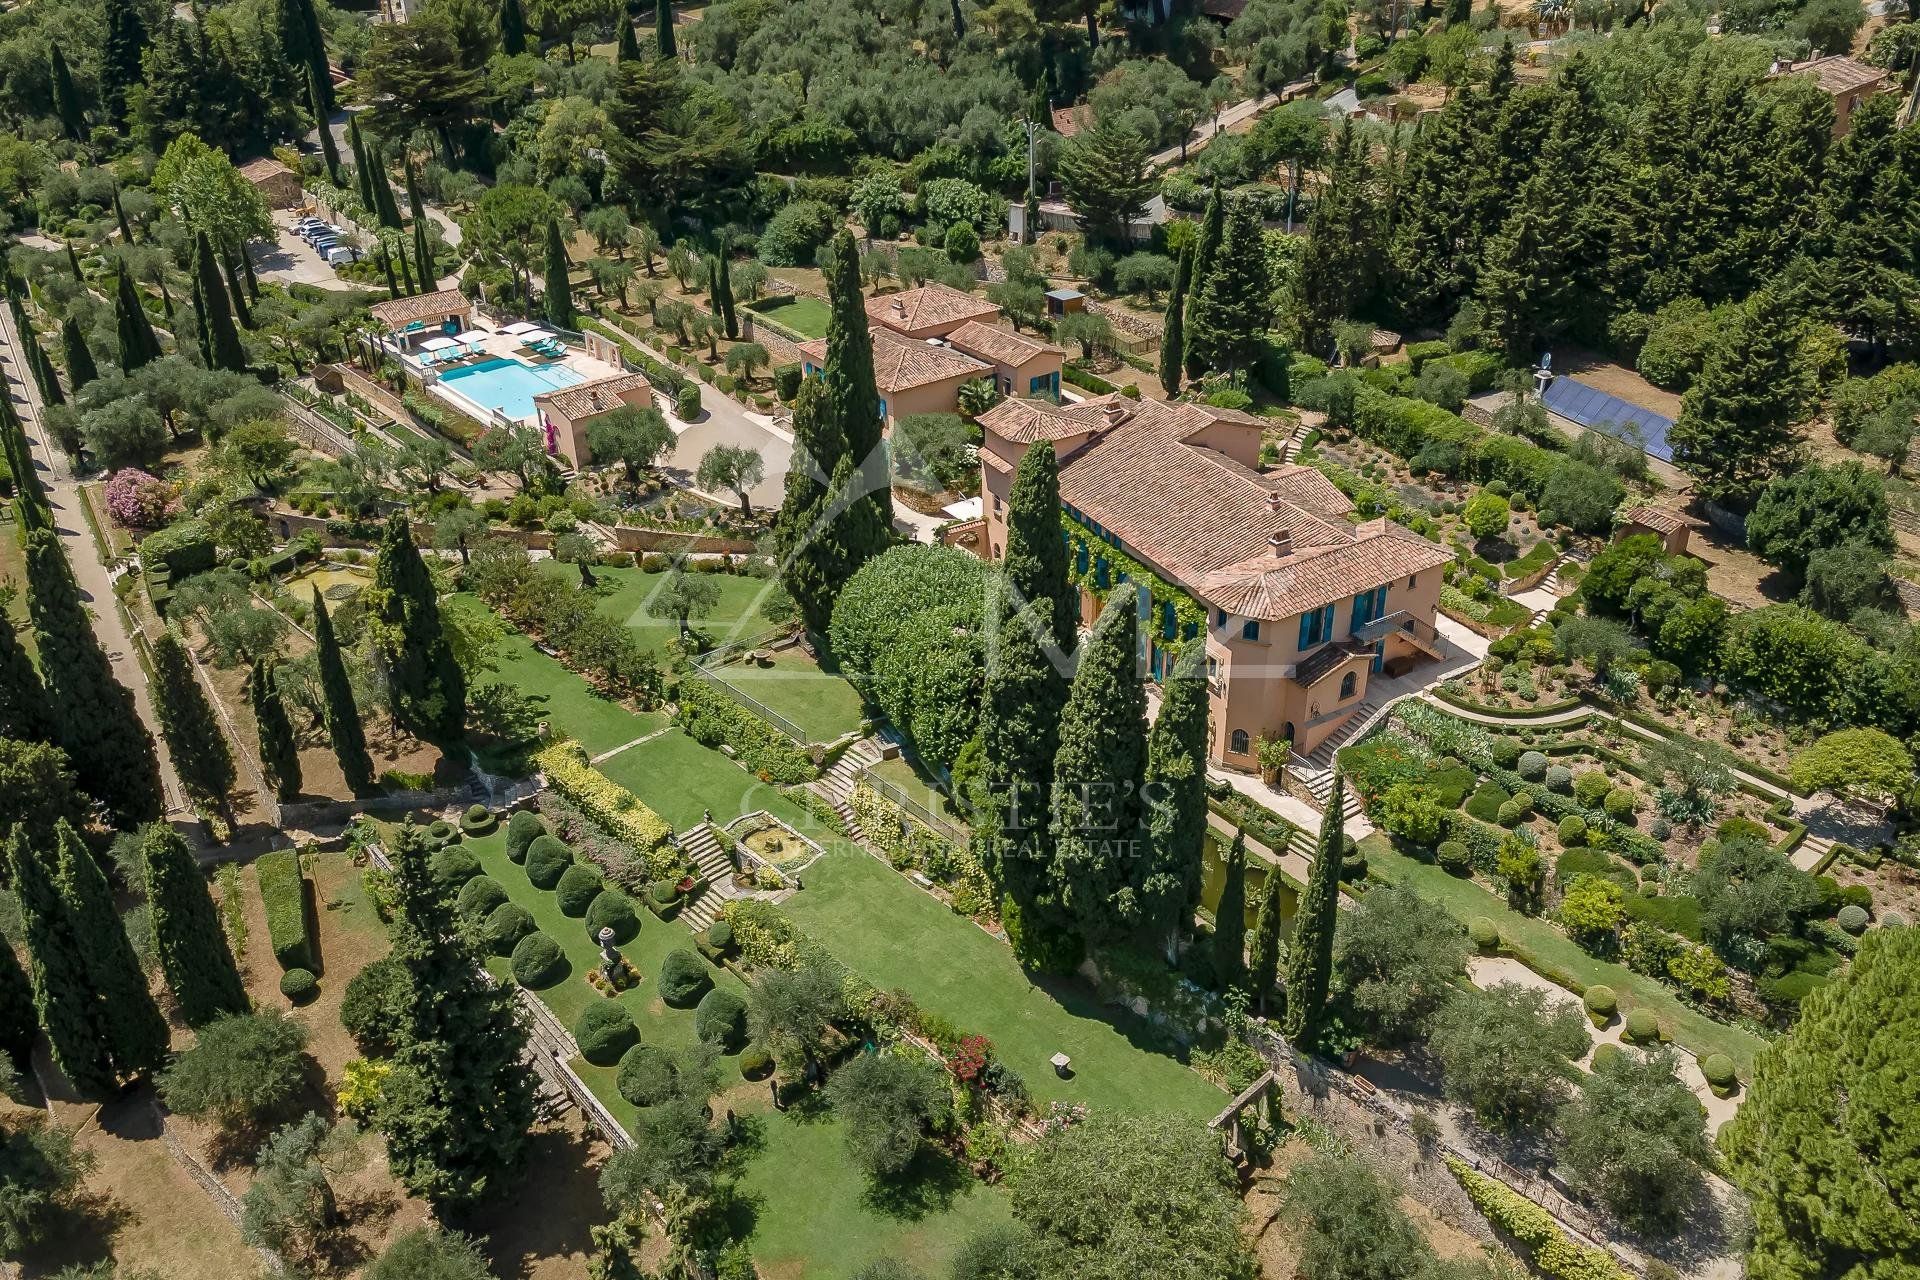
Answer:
[
  {"left": 946, "top": 1034, "right": 993, "bottom": 1087},
  {"left": 104, "top": 468, "right": 176, "bottom": 530}
]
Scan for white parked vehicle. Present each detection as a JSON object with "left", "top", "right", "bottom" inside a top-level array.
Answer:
[{"left": 325, "top": 245, "right": 361, "bottom": 266}]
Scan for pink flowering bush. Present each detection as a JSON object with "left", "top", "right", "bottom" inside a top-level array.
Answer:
[{"left": 103, "top": 469, "right": 177, "bottom": 529}]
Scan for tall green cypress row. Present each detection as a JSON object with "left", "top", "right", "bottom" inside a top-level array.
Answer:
[
  {"left": 542, "top": 218, "right": 573, "bottom": 328},
  {"left": 33, "top": 334, "right": 66, "bottom": 407},
  {"left": 150, "top": 629, "right": 236, "bottom": 816},
  {"left": 55, "top": 821, "right": 169, "bottom": 1076},
  {"left": 0, "top": 611, "right": 58, "bottom": 775},
  {"left": 771, "top": 380, "right": 848, "bottom": 636},
  {"left": 978, "top": 579, "right": 1068, "bottom": 955},
  {"left": 1248, "top": 863, "right": 1287, "bottom": 1014},
  {"left": 1159, "top": 242, "right": 1189, "bottom": 397},
  {"left": 191, "top": 270, "right": 214, "bottom": 368},
  {"left": 715, "top": 251, "right": 737, "bottom": 338},
  {"left": 499, "top": 0, "right": 528, "bottom": 55},
  {"left": 367, "top": 514, "right": 465, "bottom": 742},
  {"left": 822, "top": 229, "right": 893, "bottom": 539},
  {"left": 1, "top": 394, "right": 49, "bottom": 533},
  {"left": 311, "top": 589, "right": 374, "bottom": 793},
  {"left": 250, "top": 658, "right": 302, "bottom": 802},
  {"left": 1047, "top": 589, "right": 1149, "bottom": 946},
  {"left": 349, "top": 115, "right": 376, "bottom": 213},
  {"left": 1141, "top": 644, "right": 1208, "bottom": 947},
  {"left": 23, "top": 529, "right": 163, "bottom": 827},
  {"left": 655, "top": 0, "right": 676, "bottom": 58},
  {"left": 0, "top": 932, "right": 35, "bottom": 1069},
  {"left": 368, "top": 142, "right": 402, "bottom": 230},
  {"left": 1001, "top": 442, "right": 1077, "bottom": 656},
  {"left": 1182, "top": 186, "right": 1224, "bottom": 377},
  {"left": 114, "top": 268, "right": 162, "bottom": 371},
  {"left": 616, "top": 12, "right": 640, "bottom": 60},
  {"left": 194, "top": 231, "right": 247, "bottom": 372},
  {"left": 142, "top": 823, "right": 248, "bottom": 1026},
  {"left": 224, "top": 254, "right": 254, "bottom": 328},
  {"left": 101, "top": 0, "right": 148, "bottom": 127},
  {"left": 49, "top": 47, "right": 84, "bottom": 140},
  {"left": 1282, "top": 771, "right": 1345, "bottom": 1048},
  {"left": 407, "top": 160, "right": 434, "bottom": 290},
  {"left": 1211, "top": 830, "right": 1247, "bottom": 990},
  {"left": 17, "top": 323, "right": 54, "bottom": 403},
  {"left": 8, "top": 827, "right": 114, "bottom": 1094},
  {"left": 59, "top": 317, "right": 98, "bottom": 391},
  {"left": 311, "top": 65, "right": 343, "bottom": 186}
]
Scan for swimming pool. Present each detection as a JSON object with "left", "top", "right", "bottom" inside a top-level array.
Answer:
[{"left": 438, "top": 357, "right": 586, "bottom": 424}]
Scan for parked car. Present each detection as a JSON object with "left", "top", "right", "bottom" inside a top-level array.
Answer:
[
  {"left": 301, "top": 223, "right": 341, "bottom": 243},
  {"left": 292, "top": 216, "right": 328, "bottom": 234},
  {"left": 325, "top": 246, "right": 361, "bottom": 266}
]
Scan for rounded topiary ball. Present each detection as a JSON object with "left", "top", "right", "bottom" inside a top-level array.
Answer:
[
  {"left": 739, "top": 1044, "right": 774, "bottom": 1080},
  {"left": 556, "top": 864, "right": 604, "bottom": 917},
  {"left": 461, "top": 804, "right": 498, "bottom": 836},
  {"left": 1496, "top": 798, "right": 1530, "bottom": 828},
  {"left": 511, "top": 931, "right": 567, "bottom": 988},
  {"left": 1583, "top": 985, "right": 1617, "bottom": 1023},
  {"left": 1838, "top": 904, "right": 1870, "bottom": 934},
  {"left": 658, "top": 947, "right": 712, "bottom": 1008},
  {"left": 1592, "top": 1043, "right": 1626, "bottom": 1071},
  {"left": 1469, "top": 917, "right": 1499, "bottom": 952},
  {"left": 694, "top": 987, "right": 748, "bottom": 1051},
  {"left": 1518, "top": 750, "right": 1549, "bottom": 781},
  {"left": 428, "top": 819, "right": 459, "bottom": 848},
  {"left": 1882, "top": 911, "right": 1908, "bottom": 928},
  {"left": 1574, "top": 772, "right": 1612, "bottom": 808},
  {"left": 705, "top": 919, "right": 734, "bottom": 953},
  {"left": 1604, "top": 788, "right": 1637, "bottom": 821},
  {"left": 1545, "top": 765, "right": 1573, "bottom": 794},
  {"left": 1557, "top": 815, "right": 1587, "bottom": 847},
  {"left": 526, "top": 837, "right": 574, "bottom": 890},
  {"left": 482, "top": 902, "right": 535, "bottom": 955},
  {"left": 429, "top": 845, "right": 482, "bottom": 890},
  {"left": 586, "top": 890, "right": 640, "bottom": 945},
  {"left": 1623, "top": 1007, "right": 1659, "bottom": 1044},
  {"left": 1436, "top": 841, "right": 1471, "bottom": 875},
  {"left": 456, "top": 875, "right": 509, "bottom": 920},
  {"left": 1701, "top": 1053, "right": 1738, "bottom": 1095},
  {"left": 617, "top": 1044, "right": 679, "bottom": 1107},
  {"left": 280, "top": 968, "right": 318, "bottom": 1004},
  {"left": 506, "top": 811, "right": 546, "bottom": 862},
  {"left": 574, "top": 1002, "right": 639, "bottom": 1067}
]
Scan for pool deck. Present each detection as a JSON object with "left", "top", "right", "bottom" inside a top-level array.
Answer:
[{"left": 388, "top": 316, "right": 625, "bottom": 431}]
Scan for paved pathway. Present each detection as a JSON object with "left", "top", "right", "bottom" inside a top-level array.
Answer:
[{"left": 1150, "top": 90, "right": 1285, "bottom": 169}]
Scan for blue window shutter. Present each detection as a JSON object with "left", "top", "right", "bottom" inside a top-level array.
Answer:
[
  {"left": 1298, "top": 613, "right": 1313, "bottom": 649},
  {"left": 1322, "top": 604, "right": 1335, "bottom": 640},
  {"left": 1242, "top": 619, "right": 1260, "bottom": 641},
  {"left": 1095, "top": 556, "right": 1109, "bottom": 588}
]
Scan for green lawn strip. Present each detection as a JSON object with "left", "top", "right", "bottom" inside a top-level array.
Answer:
[
  {"left": 597, "top": 726, "right": 821, "bottom": 832},
  {"left": 733, "top": 1104, "right": 1014, "bottom": 1279},
  {"left": 1359, "top": 834, "right": 1766, "bottom": 1074},
  {"left": 745, "top": 295, "right": 833, "bottom": 339},
  {"left": 706, "top": 649, "right": 869, "bottom": 743},
  {"left": 781, "top": 848, "right": 1226, "bottom": 1121},
  {"left": 578, "top": 565, "right": 781, "bottom": 657}
]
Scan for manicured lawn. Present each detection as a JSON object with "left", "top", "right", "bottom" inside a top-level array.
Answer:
[
  {"left": 746, "top": 294, "right": 833, "bottom": 339},
  {"left": 596, "top": 726, "right": 824, "bottom": 833},
  {"left": 707, "top": 648, "right": 869, "bottom": 743},
  {"left": 447, "top": 594, "right": 665, "bottom": 756},
  {"left": 1360, "top": 834, "right": 1767, "bottom": 1074},
  {"left": 583, "top": 564, "right": 783, "bottom": 657},
  {"left": 781, "top": 848, "right": 1227, "bottom": 1121}
]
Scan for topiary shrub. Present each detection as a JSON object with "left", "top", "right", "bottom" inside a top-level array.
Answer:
[
  {"left": 1556, "top": 815, "right": 1587, "bottom": 847},
  {"left": 556, "top": 864, "right": 603, "bottom": 917},
  {"left": 507, "top": 811, "right": 545, "bottom": 861},
  {"left": 341, "top": 957, "right": 411, "bottom": 1053},
  {"left": 694, "top": 988, "right": 748, "bottom": 1050},
  {"left": 1496, "top": 796, "right": 1532, "bottom": 828},
  {"left": 739, "top": 1044, "right": 773, "bottom": 1080},
  {"left": 586, "top": 889, "right": 640, "bottom": 944},
  {"left": 1592, "top": 1043, "right": 1626, "bottom": 1071},
  {"left": 1517, "top": 751, "right": 1549, "bottom": 781},
  {"left": 658, "top": 948, "right": 711, "bottom": 1007},
  {"left": 1622, "top": 1007, "right": 1660, "bottom": 1044},
  {"left": 707, "top": 919, "right": 734, "bottom": 952},
  {"left": 280, "top": 968, "right": 318, "bottom": 1004},
  {"left": 1573, "top": 771, "right": 1612, "bottom": 808},
  {"left": 1582, "top": 985, "right": 1617, "bottom": 1026},
  {"left": 574, "top": 1002, "right": 639, "bottom": 1066},
  {"left": 1469, "top": 917, "right": 1499, "bottom": 952},
  {"left": 1491, "top": 739, "right": 1522, "bottom": 769},
  {"left": 429, "top": 845, "right": 481, "bottom": 890},
  {"left": 482, "top": 902, "right": 535, "bottom": 954},
  {"left": 1884, "top": 911, "right": 1909, "bottom": 928},
  {"left": 456, "top": 875, "right": 509, "bottom": 920},
  {"left": 525, "top": 837, "right": 573, "bottom": 889},
  {"left": 617, "top": 1044, "right": 679, "bottom": 1107},
  {"left": 1545, "top": 765, "right": 1573, "bottom": 794},
  {"left": 460, "top": 804, "right": 497, "bottom": 836},
  {"left": 1701, "top": 1053, "right": 1737, "bottom": 1097},
  {"left": 1837, "top": 903, "right": 1870, "bottom": 934},
  {"left": 1604, "top": 787, "right": 1637, "bottom": 821},
  {"left": 1437, "top": 841, "right": 1472, "bottom": 875},
  {"left": 427, "top": 819, "right": 458, "bottom": 848},
  {"left": 511, "top": 931, "right": 567, "bottom": 988}
]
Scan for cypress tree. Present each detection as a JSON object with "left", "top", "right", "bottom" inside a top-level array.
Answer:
[
  {"left": 1141, "top": 644, "right": 1208, "bottom": 947},
  {"left": 8, "top": 827, "right": 114, "bottom": 1094},
  {"left": 1297, "top": 121, "right": 1384, "bottom": 355},
  {"left": 225, "top": 253, "right": 254, "bottom": 327},
  {"left": 349, "top": 115, "right": 376, "bottom": 213},
  {"left": 310, "top": 64, "right": 343, "bottom": 187},
  {"left": 276, "top": 0, "right": 330, "bottom": 113},
  {"left": 1002, "top": 441, "right": 1077, "bottom": 655},
  {"left": 0, "top": 932, "right": 34, "bottom": 1069},
  {"left": 112, "top": 187, "right": 135, "bottom": 244},
  {"left": 0, "top": 609, "right": 58, "bottom": 744},
  {"left": 1212, "top": 830, "right": 1247, "bottom": 990},
  {"left": 2, "top": 395, "right": 49, "bottom": 532},
  {"left": 716, "top": 250, "right": 737, "bottom": 338},
  {"left": 250, "top": 658, "right": 302, "bottom": 802},
  {"left": 772, "top": 380, "right": 848, "bottom": 635},
  {"left": 655, "top": 0, "right": 676, "bottom": 58},
  {"left": 375, "top": 822, "right": 535, "bottom": 1210},
  {"left": 1282, "top": 771, "right": 1345, "bottom": 1048},
  {"left": 378, "top": 243, "right": 400, "bottom": 299},
  {"left": 101, "top": 0, "right": 148, "bottom": 127},
  {"left": 312, "top": 588, "right": 374, "bottom": 793},
  {"left": 1248, "top": 860, "right": 1286, "bottom": 1014},
  {"left": 367, "top": 513, "right": 465, "bottom": 742},
  {"left": 23, "top": 529, "right": 163, "bottom": 827},
  {"left": 18, "top": 323, "right": 57, "bottom": 404},
  {"left": 1047, "top": 589, "right": 1149, "bottom": 946},
  {"left": 407, "top": 160, "right": 434, "bottom": 291},
  {"left": 55, "top": 820, "right": 169, "bottom": 1076},
  {"left": 142, "top": 822, "right": 248, "bottom": 1026},
  {"left": 194, "top": 232, "right": 247, "bottom": 372},
  {"left": 542, "top": 217, "right": 573, "bottom": 328},
  {"left": 150, "top": 629, "right": 236, "bottom": 816},
  {"left": 1159, "top": 242, "right": 1189, "bottom": 397},
  {"left": 616, "top": 13, "right": 640, "bottom": 61},
  {"left": 499, "top": 0, "right": 528, "bottom": 55},
  {"left": 978, "top": 578, "right": 1068, "bottom": 948},
  {"left": 368, "top": 142, "right": 402, "bottom": 230},
  {"left": 191, "top": 270, "right": 214, "bottom": 368},
  {"left": 396, "top": 241, "right": 418, "bottom": 296},
  {"left": 1182, "top": 186, "right": 1224, "bottom": 376},
  {"left": 65, "top": 240, "right": 82, "bottom": 282},
  {"left": 60, "top": 317, "right": 97, "bottom": 391},
  {"left": 114, "top": 268, "right": 162, "bottom": 372},
  {"left": 1186, "top": 201, "right": 1272, "bottom": 378},
  {"left": 822, "top": 229, "right": 893, "bottom": 536},
  {"left": 49, "top": 46, "right": 84, "bottom": 141}
]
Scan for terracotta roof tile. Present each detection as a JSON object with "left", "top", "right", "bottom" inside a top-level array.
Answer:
[
  {"left": 535, "top": 372, "right": 652, "bottom": 421},
  {"left": 976, "top": 394, "right": 1127, "bottom": 443},
  {"left": 1621, "top": 504, "right": 1687, "bottom": 534},
  {"left": 1197, "top": 533, "right": 1453, "bottom": 621},
  {"left": 798, "top": 328, "right": 990, "bottom": 393},
  {"left": 237, "top": 157, "right": 294, "bottom": 182},
  {"left": 945, "top": 320, "right": 1063, "bottom": 367},
  {"left": 1782, "top": 55, "right": 1886, "bottom": 95},
  {"left": 369, "top": 288, "right": 470, "bottom": 330},
  {"left": 866, "top": 283, "right": 1000, "bottom": 334}
]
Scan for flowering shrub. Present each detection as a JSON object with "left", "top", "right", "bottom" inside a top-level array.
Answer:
[
  {"left": 104, "top": 468, "right": 176, "bottom": 529},
  {"left": 534, "top": 741, "right": 672, "bottom": 852},
  {"left": 946, "top": 1034, "right": 992, "bottom": 1086}
]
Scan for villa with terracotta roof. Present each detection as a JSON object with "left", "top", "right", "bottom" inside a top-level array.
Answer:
[
  {"left": 799, "top": 327, "right": 993, "bottom": 428},
  {"left": 865, "top": 282, "right": 1002, "bottom": 339},
  {"left": 977, "top": 394, "right": 1453, "bottom": 765},
  {"left": 533, "top": 371, "right": 654, "bottom": 469},
  {"left": 944, "top": 321, "right": 1064, "bottom": 401}
]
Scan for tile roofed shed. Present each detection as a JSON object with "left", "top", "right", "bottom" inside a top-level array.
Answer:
[
  {"left": 1619, "top": 504, "right": 1687, "bottom": 535},
  {"left": 865, "top": 283, "right": 1000, "bottom": 336},
  {"left": 535, "top": 372, "right": 652, "bottom": 421},
  {"left": 236, "top": 156, "right": 294, "bottom": 182},
  {"left": 369, "top": 288, "right": 471, "bottom": 330},
  {"left": 799, "top": 327, "right": 989, "bottom": 393},
  {"left": 1781, "top": 54, "right": 1886, "bottom": 95},
  {"left": 945, "top": 320, "right": 1064, "bottom": 367}
]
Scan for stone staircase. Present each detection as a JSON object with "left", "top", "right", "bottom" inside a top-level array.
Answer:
[
  {"left": 810, "top": 737, "right": 884, "bottom": 841},
  {"left": 678, "top": 822, "right": 736, "bottom": 933},
  {"left": 1288, "top": 700, "right": 1379, "bottom": 825},
  {"left": 1791, "top": 831, "right": 1836, "bottom": 873}
]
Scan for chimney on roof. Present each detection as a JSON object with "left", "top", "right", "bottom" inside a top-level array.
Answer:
[
  {"left": 1268, "top": 529, "right": 1292, "bottom": 558},
  {"left": 1267, "top": 489, "right": 1284, "bottom": 512},
  {"left": 892, "top": 299, "right": 907, "bottom": 318},
  {"left": 1103, "top": 403, "right": 1126, "bottom": 428}
]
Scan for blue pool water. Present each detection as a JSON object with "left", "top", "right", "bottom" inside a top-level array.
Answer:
[{"left": 438, "top": 357, "right": 586, "bottom": 424}]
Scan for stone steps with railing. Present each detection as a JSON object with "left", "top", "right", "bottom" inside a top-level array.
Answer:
[
  {"left": 810, "top": 738, "right": 884, "bottom": 841},
  {"left": 678, "top": 822, "right": 736, "bottom": 932}
]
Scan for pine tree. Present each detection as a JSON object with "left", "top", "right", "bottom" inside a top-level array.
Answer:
[
  {"left": 655, "top": 0, "right": 676, "bottom": 58},
  {"left": 823, "top": 229, "right": 893, "bottom": 536},
  {"left": 367, "top": 514, "right": 465, "bottom": 742},
  {"left": 0, "top": 932, "right": 35, "bottom": 1069},
  {"left": 1296, "top": 122, "right": 1382, "bottom": 355},
  {"left": 1182, "top": 187, "right": 1225, "bottom": 376},
  {"left": 1282, "top": 771, "right": 1345, "bottom": 1047},
  {"left": 114, "top": 268, "right": 162, "bottom": 372},
  {"left": 1053, "top": 120, "right": 1158, "bottom": 243},
  {"left": 54, "top": 821, "right": 168, "bottom": 1076},
  {"left": 1159, "top": 242, "right": 1189, "bottom": 397},
  {"left": 1048, "top": 590, "right": 1149, "bottom": 945},
  {"left": 1670, "top": 286, "right": 1817, "bottom": 504},
  {"left": 715, "top": 250, "right": 737, "bottom": 338},
  {"left": 772, "top": 380, "right": 848, "bottom": 635},
  {"left": 194, "top": 232, "right": 248, "bottom": 372},
  {"left": 251, "top": 658, "right": 302, "bottom": 802},
  {"left": 310, "top": 65, "right": 343, "bottom": 187},
  {"left": 368, "top": 142, "right": 402, "bottom": 230},
  {"left": 1211, "top": 831, "right": 1247, "bottom": 990},
  {"left": 60, "top": 317, "right": 97, "bottom": 391},
  {"left": 311, "top": 589, "right": 374, "bottom": 793},
  {"left": 542, "top": 218, "right": 573, "bottom": 329},
  {"left": 23, "top": 529, "right": 163, "bottom": 827},
  {"left": 1248, "top": 861, "right": 1286, "bottom": 1014},
  {"left": 349, "top": 115, "right": 376, "bottom": 213},
  {"left": 407, "top": 160, "right": 434, "bottom": 291},
  {"left": 1141, "top": 644, "right": 1207, "bottom": 946},
  {"left": 142, "top": 823, "right": 248, "bottom": 1026},
  {"left": 375, "top": 822, "right": 534, "bottom": 1210},
  {"left": 0, "top": 611, "right": 56, "bottom": 748},
  {"left": 49, "top": 47, "right": 84, "bottom": 141},
  {"left": 150, "top": 629, "right": 236, "bottom": 815},
  {"left": 101, "top": 0, "right": 149, "bottom": 127},
  {"left": 978, "top": 579, "right": 1069, "bottom": 944},
  {"left": 1187, "top": 201, "right": 1272, "bottom": 377},
  {"left": 499, "top": 0, "right": 528, "bottom": 56},
  {"left": 8, "top": 828, "right": 114, "bottom": 1094},
  {"left": 1390, "top": 86, "right": 1482, "bottom": 325}
]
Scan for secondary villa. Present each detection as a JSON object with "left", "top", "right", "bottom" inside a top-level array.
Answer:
[{"left": 976, "top": 394, "right": 1453, "bottom": 769}]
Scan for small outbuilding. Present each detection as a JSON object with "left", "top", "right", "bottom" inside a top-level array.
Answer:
[
  {"left": 238, "top": 157, "right": 303, "bottom": 209},
  {"left": 1615, "top": 504, "right": 1693, "bottom": 556}
]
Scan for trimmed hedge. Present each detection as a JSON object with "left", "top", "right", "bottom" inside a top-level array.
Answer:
[
  {"left": 256, "top": 850, "right": 315, "bottom": 972},
  {"left": 739, "top": 1044, "right": 774, "bottom": 1079},
  {"left": 1622, "top": 1007, "right": 1660, "bottom": 1044},
  {"left": 1469, "top": 917, "right": 1500, "bottom": 951},
  {"left": 1701, "top": 1053, "right": 1738, "bottom": 1096},
  {"left": 460, "top": 804, "right": 498, "bottom": 836},
  {"left": 280, "top": 968, "right": 318, "bottom": 1003},
  {"left": 1437, "top": 841, "right": 1472, "bottom": 875},
  {"left": 482, "top": 902, "right": 535, "bottom": 954},
  {"left": 456, "top": 875, "right": 510, "bottom": 920},
  {"left": 617, "top": 1044, "right": 679, "bottom": 1107},
  {"left": 534, "top": 741, "right": 675, "bottom": 849},
  {"left": 575, "top": 1002, "right": 640, "bottom": 1066},
  {"left": 694, "top": 987, "right": 748, "bottom": 1050},
  {"left": 511, "top": 931, "right": 567, "bottom": 987},
  {"left": 556, "top": 864, "right": 604, "bottom": 917},
  {"left": 506, "top": 811, "right": 545, "bottom": 861},
  {"left": 673, "top": 676, "right": 817, "bottom": 782},
  {"left": 429, "top": 845, "right": 482, "bottom": 889},
  {"left": 1444, "top": 1155, "right": 1629, "bottom": 1280},
  {"left": 1582, "top": 985, "right": 1616, "bottom": 1025},
  {"left": 586, "top": 889, "right": 640, "bottom": 944},
  {"left": 658, "top": 947, "right": 711, "bottom": 1007},
  {"left": 526, "top": 837, "right": 574, "bottom": 890}
]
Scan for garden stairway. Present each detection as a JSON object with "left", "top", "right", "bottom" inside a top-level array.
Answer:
[
  {"left": 809, "top": 738, "right": 884, "bottom": 842},
  {"left": 678, "top": 822, "right": 736, "bottom": 933},
  {"left": 1289, "top": 700, "right": 1379, "bottom": 825}
]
